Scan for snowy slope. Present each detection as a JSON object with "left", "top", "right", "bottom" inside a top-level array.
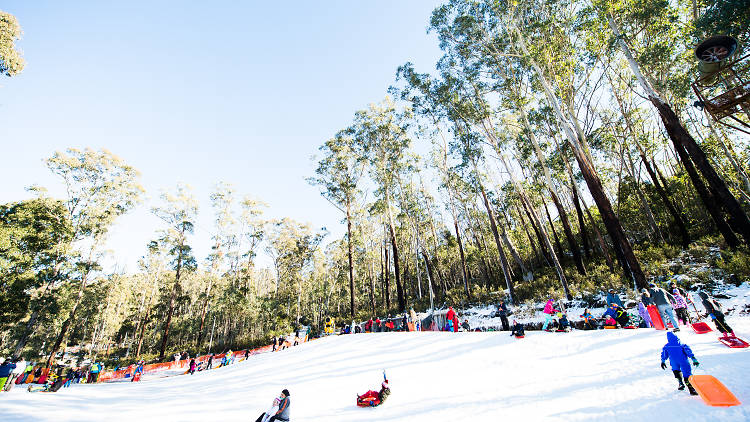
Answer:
[{"left": 3, "top": 317, "right": 750, "bottom": 421}]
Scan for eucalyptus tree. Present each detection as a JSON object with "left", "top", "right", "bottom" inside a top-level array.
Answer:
[
  {"left": 0, "top": 11, "right": 25, "bottom": 77},
  {"left": 152, "top": 183, "right": 198, "bottom": 360},
  {"left": 0, "top": 199, "right": 71, "bottom": 342},
  {"left": 197, "top": 182, "right": 237, "bottom": 348},
  {"left": 265, "top": 218, "right": 325, "bottom": 323},
  {"left": 43, "top": 148, "right": 143, "bottom": 366},
  {"left": 603, "top": 64, "right": 691, "bottom": 247},
  {"left": 590, "top": 0, "right": 750, "bottom": 247},
  {"left": 134, "top": 241, "right": 167, "bottom": 358},
  {"left": 309, "top": 129, "right": 365, "bottom": 317},
  {"left": 353, "top": 98, "right": 412, "bottom": 312},
  {"left": 429, "top": 0, "right": 650, "bottom": 289}
]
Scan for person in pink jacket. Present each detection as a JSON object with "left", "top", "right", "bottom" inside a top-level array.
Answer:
[{"left": 542, "top": 299, "right": 559, "bottom": 331}]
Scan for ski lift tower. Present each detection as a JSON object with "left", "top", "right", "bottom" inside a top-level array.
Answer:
[{"left": 692, "top": 36, "right": 750, "bottom": 134}]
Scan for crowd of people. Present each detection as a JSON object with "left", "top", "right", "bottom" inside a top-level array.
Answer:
[{"left": 0, "top": 356, "right": 105, "bottom": 394}]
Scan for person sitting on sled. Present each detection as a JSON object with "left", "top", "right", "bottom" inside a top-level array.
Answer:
[
  {"left": 28, "top": 373, "right": 64, "bottom": 393},
  {"left": 697, "top": 291, "right": 734, "bottom": 337},
  {"left": 357, "top": 378, "right": 391, "bottom": 407},
  {"left": 558, "top": 313, "right": 571, "bottom": 331},
  {"left": 602, "top": 303, "right": 630, "bottom": 328},
  {"left": 255, "top": 389, "right": 290, "bottom": 422},
  {"left": 580, "top": 309, "right": 596, "bottom": 330},
  {"left": 509, "top": 320, "right": 525, "bottom": 337},
  {"left": 660, "top": 332, "right": 699, "bottom": 395}
]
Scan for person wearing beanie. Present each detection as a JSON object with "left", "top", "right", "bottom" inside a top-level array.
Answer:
[{"left": 510, "top": 320, "right": 525, "bottom": 337}]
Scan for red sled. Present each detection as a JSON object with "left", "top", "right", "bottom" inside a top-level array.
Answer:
[
  {"left": 357, "top": 390, "right": 382, "bottom": 407},
  {"left": 514, "top": 335, "right": 525, "bottom": 338},
  {"left": 647, "top": 305, "right": 666, "bottom": 330},
  {"left": 691, "top": 322, "right": 712, "bottom": 334},
  {"left": 719, "top": 335, "right": 749, "bottom": 348},
  {"left": 624, "top": 326, "right": 637, "bottom": 329}
]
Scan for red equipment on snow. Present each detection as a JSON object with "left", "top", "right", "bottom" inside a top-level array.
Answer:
[
  {"left": 647, "top": 305, "right": 666, "bottom": 330},
  {"left": 691, "top": 322, "right": 713, "bottom": 334},
  {"left": 719, "top": 334, "right": 749, "bottom": 348}
]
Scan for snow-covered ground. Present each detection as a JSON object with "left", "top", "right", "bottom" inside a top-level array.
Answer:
[{"left": 3, "top": 316, "right": 749, "bottom": 421}]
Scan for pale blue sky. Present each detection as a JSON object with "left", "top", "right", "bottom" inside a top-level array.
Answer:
[{"left": 0, "top": 1, "right": 444, "bottom": 271}]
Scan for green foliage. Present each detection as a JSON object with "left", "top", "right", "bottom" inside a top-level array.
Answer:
[
  {"left": 0, "top": 11, "right": 25, "bottom": 77},
  {"left": 0, "top": 198, "right": 72, "bottom": 328}
]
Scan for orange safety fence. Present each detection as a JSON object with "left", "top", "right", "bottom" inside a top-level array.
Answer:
[{"left": 96, "top": 335, "right": 311, "bottom": 383}]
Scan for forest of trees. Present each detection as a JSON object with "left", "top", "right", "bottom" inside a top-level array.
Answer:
[{"left": 1, "top": 0, "right": 749, "bottom": 367}]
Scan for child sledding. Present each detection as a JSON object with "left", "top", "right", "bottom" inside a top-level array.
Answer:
[{"left": 356, "top": 373, "right": 390, "bottom": 407}]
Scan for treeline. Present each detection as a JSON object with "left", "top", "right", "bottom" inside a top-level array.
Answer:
[{"left": 1, "top": 0, "right": 750, "bottom": 366}]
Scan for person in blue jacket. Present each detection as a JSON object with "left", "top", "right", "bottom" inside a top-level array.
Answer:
[
  {"left": 660, "top": 332, "right": 699, "bottom": 395},
  {"left": 606, "top": 288, "right": 623, "bottom": 307},
  {"left": 602, "top": 304, "right": 630, "bottom": 328},
  {"left": 0, "top": 359, "right": 17, "bottom": 390}
]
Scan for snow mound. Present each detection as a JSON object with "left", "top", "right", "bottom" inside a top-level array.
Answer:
[{"left": 3, "top": 319, "right": 750, "bottom": 421}]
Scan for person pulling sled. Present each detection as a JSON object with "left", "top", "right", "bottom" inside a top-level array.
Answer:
[{"left": 660, "top": 332, "right": 699, "bottom": 395}]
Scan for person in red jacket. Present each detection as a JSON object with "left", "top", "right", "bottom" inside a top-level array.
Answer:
[{"left": 445, "top": 307, "right": 458, "bottom": 332}]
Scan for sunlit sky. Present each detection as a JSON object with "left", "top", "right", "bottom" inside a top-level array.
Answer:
[{"left": 0, "top": 1, "right": 444, "bottom": 272}]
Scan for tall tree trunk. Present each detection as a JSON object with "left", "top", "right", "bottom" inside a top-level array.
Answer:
[
  {"left": 383, "top": 235, "right": 391, "bottom": 309},
  {"left": 607, "top": 14, "right": 750, "bottom": 247},
  {"left": 543, "top": 202, "right": 565, "bottom": 261},
  {"left": 515, "top": 202, "right": 542, "bottom": 266},
  {"left": 346, "top": 200, "right": 356, "bottom": 317},
  {"left": 46, "top": 263, "right": 93, "bottom": 368},
  {"left": 641, "top": 153, "right": 690, "bottom": 247},
  {"left": 159, "top": 250, "right": 183, "bottom": 361},
  {"left": 673, "top": 138, "right": 739, "bottom": 247},
  {"left": 521, "top": 108, "right": 585, "bottom": 274},
  {"left": 606, "top": 65, "right": 689, "bottom": 246},
  {"left": 570, "top": 174, "right": 592, "bottom": 259},
  {"left": 514, "top": 25, "right": 647, "bottom": 290},
  {"left": 624, "top": 144, "right": 665, "bottom": 243},
  {"left": 196, "top": 277, "right": 214, "bottom": 348},
  {"left": 454, "top": 218, "right": 471, "bottom": 299},
  {"left": 478, "top": 183, "right": 516, "bottom": 302}
]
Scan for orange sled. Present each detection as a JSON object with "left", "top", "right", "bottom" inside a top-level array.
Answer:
[{"left": 689, "top": 375, "right": 741, "bottom": 407}]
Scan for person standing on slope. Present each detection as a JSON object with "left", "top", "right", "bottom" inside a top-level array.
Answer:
[
  {"left": 648, "top": 284, "right": 680, "bottom": 331},
  {"left": 606, "top": 288, "right": 624, "bottom": 307},
  {"left": 445, "top": 307, "right": 459, "bottom": 333},
  {"left": 4, "top": 357, "right": 24, "bottom": 391},
  {"left": 660, "top": 332, "right": 699, "bottom": 395},
  {"left": 698, "top": 291, "right": 734, "bottom": 336},
  {"left": 0, "top": 358, "right": 16, "bottom": 391},
  {"left": 188, "top": 358, "right": 196, "bottom": 375},
  {"left": 541, "top": 298, "right": 559, "bottom": 331},
  {"left": 409, "top": 307, "right": 419, "bottom": 331},
  {"left": 671, "top": 288, "right": 690, "bottom": 326},
  {"left": 497, "top": 299, "right": 510, "bottom": 331}
]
